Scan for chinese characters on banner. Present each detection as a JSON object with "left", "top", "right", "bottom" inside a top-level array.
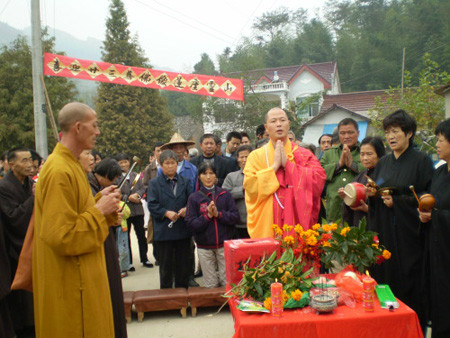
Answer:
[{"left": 43, "top": 53, "right": 244, "bottom": 101}]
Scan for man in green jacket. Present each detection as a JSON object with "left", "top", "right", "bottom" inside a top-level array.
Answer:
[{"left": 320, "top": 118, "right": 365, "bottom": 223}]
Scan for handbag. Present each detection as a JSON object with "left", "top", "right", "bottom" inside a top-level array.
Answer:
[{"left": 11, "top": 210, "right": 34, "bottom": 292}]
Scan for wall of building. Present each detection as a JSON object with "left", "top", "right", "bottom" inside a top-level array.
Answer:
[
  {"left": 288, "top": 71, "right": 324, "bottom": 101},
  {"left": 302, "top": 108, "right": 369, "bottom": 146}
]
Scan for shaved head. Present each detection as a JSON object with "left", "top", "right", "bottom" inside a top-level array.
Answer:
[
  {"left": 58, "top": 102, "right": 96, "bottom": 132},
  {"left": 265, "top": 107, "right": 288, "bottom": 122}
]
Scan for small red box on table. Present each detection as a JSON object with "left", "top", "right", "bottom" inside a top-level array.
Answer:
[{"left": 224, "top": 238, "right": 280, "bottom": 290}]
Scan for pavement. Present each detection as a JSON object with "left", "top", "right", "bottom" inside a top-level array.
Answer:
[{"left": 122, "top": 233, "right": 235, "bottom": 338}]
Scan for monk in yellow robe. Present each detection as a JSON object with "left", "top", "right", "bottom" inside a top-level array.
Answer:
[
  {"left": 32, "top": 103, "right": 121, "bottom": 338},
  {"left": 244, "top": 108, "right": 326, "bottom": 238}
]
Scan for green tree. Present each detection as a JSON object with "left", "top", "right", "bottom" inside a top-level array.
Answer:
[
  {"left": 194, "top": 53, "right": 217, "bottom": 75},
  {"left": 0, "top": 34, "right": 76, "bottom": 153},
  {"left": 96, "top": 0, "right": 173, "bottom": 159},
  {"left": 370, "top": 54, "right": 450, "bottom": 154}
]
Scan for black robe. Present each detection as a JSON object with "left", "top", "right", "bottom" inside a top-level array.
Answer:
[
  {"left": 424, "top": 163, "right": 450, "bottom": 338},
  {"left": 88, "top": 173, "right": 127, "bottom": 338},
  {"left": 368, "top": 146, "right": 434, "bottom": 327},
  {"left": 0, "top": 172, "right": 34, "bottom": 334}
]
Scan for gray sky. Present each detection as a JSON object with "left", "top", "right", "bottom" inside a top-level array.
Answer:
[{"left": 0, "top": 0, "right": 326, "bottom": 72}]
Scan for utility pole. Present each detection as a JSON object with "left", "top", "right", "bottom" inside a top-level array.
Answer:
[{"left": 31, "top": 0, "right": 48, "bottom": 158}]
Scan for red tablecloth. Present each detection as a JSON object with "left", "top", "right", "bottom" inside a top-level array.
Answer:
[{"left": 230, "top": 298, "right": 423, "bottom": 338}]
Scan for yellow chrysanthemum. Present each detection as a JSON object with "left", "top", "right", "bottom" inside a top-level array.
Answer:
[
  {"left": 330, "top": 223, "right": 338, "bottom": 231},
  {"left": 323, "top": 241, "right": 331, "bottom": 247},
  {"left": 382, "top": 249, "right": 392, "bottom": 260},
  {"left": 294, "top": 224, "right": 304, "bottom": 234},
  {"left": 282, "top": 290, "right": 289, "bottom": 303},
  {"left": 263, "top": 297, "right": 272, "bottom": 310},
  {"left": 283, "top": 235, "right": 295, "bottom": 245},
  {"left": 312, "top": 223, "right": 321, "bottom": 230},
  {"left": 306, "top": 236, "right": 318, "bottom": 246},
  {"left": 274, "top": 227, "right": 283, "bottom": 236},
  {"left": 372, "top": 243, "right": 379, "bottom": 248},
  {"left": 291, "top": 289, "right": 303, "bottom": 301},
  {"left": 322, "top": 224, "right": 330, "bottom": 232},
  {"left": 340, "top": 227, "right": 350, "bottom": 236},
  {"left": 278, "top": 266, "right": 285, "bottom": 274}
]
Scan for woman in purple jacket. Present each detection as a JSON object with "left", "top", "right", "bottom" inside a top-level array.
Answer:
[{"left": 186, "top": 162, "right": 239, "bottom": 288}]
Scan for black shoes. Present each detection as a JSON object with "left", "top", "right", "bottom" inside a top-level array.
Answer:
[
  {"left": 143, "top": 261, "right": 154, "bottom": 268},
  {"left": 128, "top": 266, "right": 136, "bottom": 272},
  {"left": 194, "top": 270, "right": 203, "bottom": 278}
]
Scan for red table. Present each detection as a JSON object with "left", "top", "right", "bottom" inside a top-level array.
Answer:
[{"left": 230, "top": 298, "right": 423, "bottom": 338}]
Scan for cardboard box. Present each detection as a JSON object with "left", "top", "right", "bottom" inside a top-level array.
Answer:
[{"left": 224, "top": 238, "right": 280, "bottom": 289}]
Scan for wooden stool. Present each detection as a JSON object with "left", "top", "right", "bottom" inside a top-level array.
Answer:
[
  {"left": 187, "top": 286, "right": 227, "bottom": 317},
  {"left": 123, "top": 291, "right": 134, "bottom": 323},
  {"left": 133, "top": 288, "right": 189, "bottom": 322}
]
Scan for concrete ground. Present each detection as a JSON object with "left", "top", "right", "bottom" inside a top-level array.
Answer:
[{"left": 122, "top": 233, "right": 235, "bottom": 338}]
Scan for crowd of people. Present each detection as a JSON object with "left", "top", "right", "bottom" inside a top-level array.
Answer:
[{"left": 0, "top": 102, "right": 449, "bottom": 338}]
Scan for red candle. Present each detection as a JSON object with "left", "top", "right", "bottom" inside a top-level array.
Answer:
[
  {"left": 362, "top": 274, "right": 375, "bottom": 312},
  {"left": 271, "top": 279, "right": 283, "bottom": 316}
]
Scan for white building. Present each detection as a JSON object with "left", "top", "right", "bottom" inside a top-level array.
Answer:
[{"left": 203, "top": 62, "right": 341, "bottom": 136}]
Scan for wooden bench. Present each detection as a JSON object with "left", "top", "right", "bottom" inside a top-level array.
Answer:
[
  {"left": 133, "top": 288, "right": 189, "bottom": 322},
  {"left": 123, "top": 291, "right": 134, "bottom": 323},
  {"left": 187, "top": 286, "right": 227, "bottom": 317}
]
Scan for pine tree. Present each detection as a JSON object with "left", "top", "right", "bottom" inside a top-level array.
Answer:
[
  {"left": 96, "top": 0, "right": 173, "bottom": 159},
  {"left": 0, "top": 34, "right": 76, "bottom": 153}
]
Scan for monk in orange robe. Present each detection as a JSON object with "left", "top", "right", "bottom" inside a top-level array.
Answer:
[{"left": 244, "top": 108, "right": 326, "bottom": 238}]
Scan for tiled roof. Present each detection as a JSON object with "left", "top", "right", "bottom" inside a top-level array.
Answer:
[
  {"left": 319, "top": 90, "right": 388, "bottom": 115},
  {"left": 224, "top": 61, "right": 336, "bottom": 85},
  {"left": 301, "top": 90, "right": 389, "bottom": 129}
]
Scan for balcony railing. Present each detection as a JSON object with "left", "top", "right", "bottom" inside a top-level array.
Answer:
[{"left": 249, "top": 81, "right": 289, "bottom": 93}]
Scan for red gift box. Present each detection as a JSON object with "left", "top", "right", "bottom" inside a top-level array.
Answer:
[{"left": 224, "top": 238, "right": 281, "bottom": 289}]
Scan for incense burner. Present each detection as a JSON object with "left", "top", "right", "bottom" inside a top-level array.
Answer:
[{"left": 310, "top": 293, "right": 337, "bottom": 313}]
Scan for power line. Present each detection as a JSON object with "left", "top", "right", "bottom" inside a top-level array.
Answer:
[
  {"left": 130, "top": 0, "right": 235, "bottom": 45},
  {"left": 340, "top": 43, "right": 447, "bottom": 85},
  {"left": 149, "top": 0, "right": 236, "bottom": 41},
  {"left": 0, "top": 0, "right": 13, "bottom": 18}
]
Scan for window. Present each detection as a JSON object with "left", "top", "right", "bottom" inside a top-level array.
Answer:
[{"left": 296, "top": 96, "right": 320, "bottom": 118}]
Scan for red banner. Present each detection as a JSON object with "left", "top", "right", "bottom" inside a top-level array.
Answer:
[{"left": 43, "top": 53, "right": 244, "bottom": 101}]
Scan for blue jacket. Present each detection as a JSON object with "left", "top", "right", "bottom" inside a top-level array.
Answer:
[
  {"left": 147, "top": 173, "right": 191, "bottom": 241},
  {"left": 157, "top": 160, "right": 197, "bottom": 194},
  {"left": 185, "top": 186, "right": 239, "bottom": 249}
]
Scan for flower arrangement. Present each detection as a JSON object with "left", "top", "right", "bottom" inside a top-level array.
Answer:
[
  {"left": 230, "top": 248, "right": 315, "bottom": 306},
  {"left": 273, "top": 223, "right": 334, "bottom": 272},
  {"left": 320, "top": 219, "right": 391, "bottom": 273}
]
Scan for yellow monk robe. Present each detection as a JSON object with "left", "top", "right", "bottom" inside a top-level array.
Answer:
[
  {"left": 243, "top": 140, "right": 326, "bottom": 238},
  {"left": 32, "top": 143, "right": 116, "bottom": 338}
]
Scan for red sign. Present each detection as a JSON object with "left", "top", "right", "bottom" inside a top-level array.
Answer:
[{"left": 43, "top": 53, "right": 244, "bottom": 101}]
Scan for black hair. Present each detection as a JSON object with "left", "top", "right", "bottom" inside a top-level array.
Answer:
[
  {"left": 7, "top": 147, "right": 31, "bottom": 162},
  {"left": 198, "top": 161, "right": 217, "bottom": 176},
  {"left": 154, "top": 142, "right": 165, "bottom": 150},
  {"left": 236, "top": 145, "right": 253, "bottom": 157},
  {"left": 318, "top": 134, "right": 333, "bottom": 145},
  {"left": 338, "top": 118, "right": 359, "bottom": 131},
  {"left": 115, "top": 153, "right": 130, "bottom": 162},
  {"left": 256, "top": 124, "right": 266, "bottom": 137},
  {"left": 435, "top": 118, "right": 450, "bottom": 142},
  {"left": 30, "top": 149, "right": 43, "bottom": 164},
  {"left": 360, "top": 136, "right": 386, "bottom": 159},
  {"left": 199, "top": 133, "right": 216, "bottom": 145},
  {"left": 159, "top": 150, "right": 178, "bottom": 165},
  {"left": 93, "top": 158, "right": 122, "bottom": 181},
  {"left": 241, "top": 131, "right": 250, "bottom": 139},
  {"left": 213, "top": 135, "right": 222, "bottom": 145},
  {"left": 226, "top": 131, "right": 242, "bottom": 142},
  {"left": 382, "top": 109, "right": 416, "bottom": 146},
  {"left": 91, "top": 150, "right": 103, "bottom": 160}
]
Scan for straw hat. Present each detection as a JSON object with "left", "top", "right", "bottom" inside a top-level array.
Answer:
[{"left": 160, "top": 132, "right": 195, "bottom": 150}]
